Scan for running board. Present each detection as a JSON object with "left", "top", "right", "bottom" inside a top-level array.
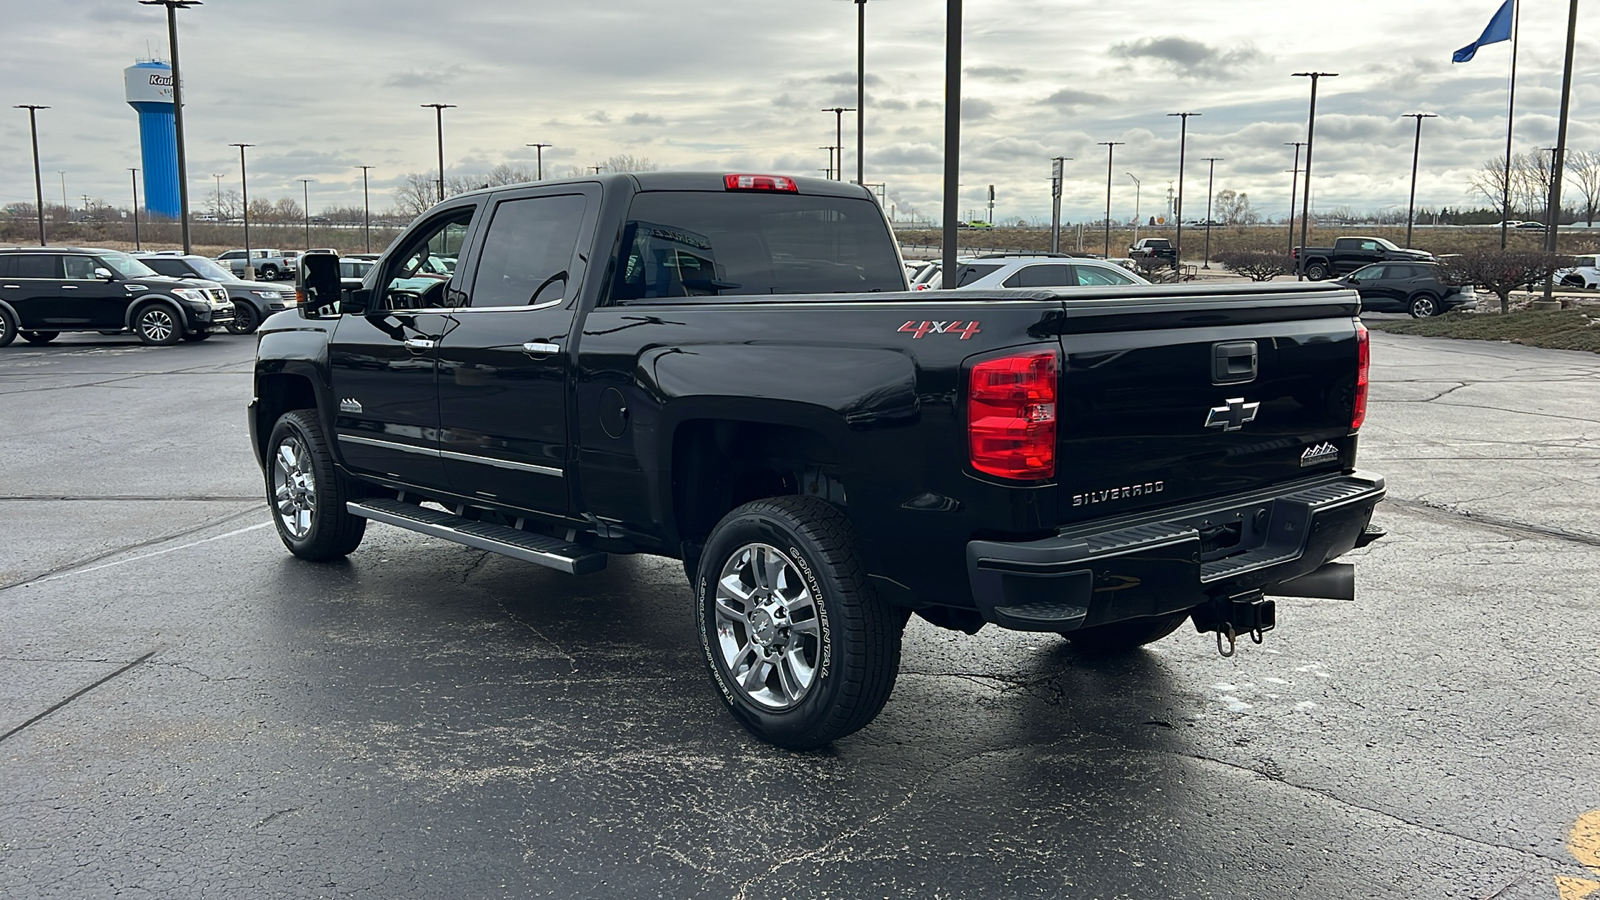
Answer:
[{"left": 347, "top": 498, "right": 607, "bottom": 575}]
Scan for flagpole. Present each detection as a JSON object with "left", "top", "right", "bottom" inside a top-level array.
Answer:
[{"left": 1500, "top": 0, "right": 1519, "bottom": 250}]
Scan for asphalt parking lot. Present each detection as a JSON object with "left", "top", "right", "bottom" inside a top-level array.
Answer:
[{"left": 1, "top": 327, "right": 1597, "bottom": 899}]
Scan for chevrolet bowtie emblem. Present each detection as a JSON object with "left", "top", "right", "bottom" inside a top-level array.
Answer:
[{"left": 1205, "top": 397, "right": 1260, "bottom": 432}]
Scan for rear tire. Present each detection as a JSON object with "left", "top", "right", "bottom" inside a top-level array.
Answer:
[
  {"left": 696, "top": 496, "right": 902, "bottom": 750},
  {"left": 0, "top": 307, "right": 16, "bottom": 348},
  {"left": 20, "top": 331, "right": 59, "bottom": 345},
  {"left": 260, "top": 266, "right": 279, "bottom": 281},
  {"left": 1304, "top": 261, "right": 1330, "bottom": 281},
  {"left": 134, "top": 304, "right": 183, "bottom": 345},
  {"left": 1408, "top": 293, "right": 1440, "bottom": 318},
  {"left": 1063, "top": 611, "right": 1190, "bottom": 653},
  {"left": 266, "top": 409, "right": 366, "bottom": 561}
]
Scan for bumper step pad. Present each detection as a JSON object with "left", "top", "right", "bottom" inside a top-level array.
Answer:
[{"left": 348, "top": 498, "right": 607, "bottom": 575}]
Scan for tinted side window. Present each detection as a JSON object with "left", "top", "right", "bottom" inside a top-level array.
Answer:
[
  {"left": 0, "top": 256, "right": 12, "bottom": 278},
  {"left": 1002, "top": 264, "right": 1072, "bottom": 288},
  {"left": 63, "top": 256, "right": 99, "bottom": 279},
  {"left": 955, "top": 264, "right": 1001, "bottom": 287},
  {"left": 1073, "top": 264, "right": 1136, "bottom": 286},
  {"left": 143, "top": 258, "right": 187, "bottom": 277},
  {"left": 469, "top": 194, "right": 588, "bottom": 308},
  {"left": 1357, "top": 265, "right": 1387, "bottom": 280},
  {"left": 10, "top": 254, "right": 62, "bottom": 279}
]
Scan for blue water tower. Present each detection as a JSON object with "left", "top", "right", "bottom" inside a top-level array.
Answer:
[{"left": 125, "top": 60, "right": 180, "bottom": 220}]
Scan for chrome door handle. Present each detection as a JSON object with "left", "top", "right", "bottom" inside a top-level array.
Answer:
[
  {"left": 403, "top": 338, "right": 436, "bottom": 351},
  {"left": 61, "top": 285, "right": 79, "bottom": 290},
  {"left": 2, "top": 284, "right": 19, "bottom": 289},
  {"left": 522, "top": 342, "right": 560, "bottom": 355}
]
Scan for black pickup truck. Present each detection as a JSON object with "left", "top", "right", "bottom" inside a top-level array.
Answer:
[
  {"left": 251, "top": 172, "right": 1384, "bottom": 749},
  {"left": 1292, "top": 236, "right": 1433, "bottom": 281}
]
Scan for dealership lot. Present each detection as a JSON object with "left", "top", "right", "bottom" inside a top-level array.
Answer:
[{"left": 1, "top": 330, "right": 1596, "bottom": 898}]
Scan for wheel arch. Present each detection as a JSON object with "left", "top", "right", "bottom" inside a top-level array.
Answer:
[
  {"left": 124, "top": 294, "right": 191, "bottom": 331},
  {"left": 253, "top": 369, "right": 322, "bottom": 468}
]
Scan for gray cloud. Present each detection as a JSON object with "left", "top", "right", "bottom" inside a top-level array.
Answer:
[
  {"left": 1039, "top": 89, "right": 1112, "bottom": 110},
  {"left": 967, "top": 66, "right": 1027, "bottom": 83},
  {"left": 626, "top": 113, "right": 666, "bottom": 126},
  {"left": 964, "top": 98, "right": 997, "bottom": 121},
  {"left": 383, "top": 66, "right": 466, "bottom": 89},
  {"left": 1109, "top": 37, "right": 1266, "bottom": 79}
]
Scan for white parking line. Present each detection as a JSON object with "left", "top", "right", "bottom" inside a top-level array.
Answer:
[{"left": 33, "top": 521, "right": 271, "bottom": 585}]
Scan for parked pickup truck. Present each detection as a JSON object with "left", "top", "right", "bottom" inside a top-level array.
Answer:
[
  {"left": 1128, "top": 237, "right": 1177, "bottom": 263},
  {"left": 215, "top": 248, "right": 299, "bottom": 281},
  {"left": 251, "top": 172, "right": 1385, "bottom": 750},
  {"left": 1292, "top": 236, "right": 1432, "bottom": 281}
]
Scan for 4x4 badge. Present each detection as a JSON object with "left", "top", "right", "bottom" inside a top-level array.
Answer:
[
  {"left": 339, "top": 398, "right": 362, "bottom": 414},
  {"left": 1205, "top": 397, "right": 1259, "bottom": 432}
]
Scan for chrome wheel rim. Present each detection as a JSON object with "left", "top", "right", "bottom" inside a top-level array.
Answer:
[
  {"left": 713, "top": 543, "right": 823, "bottom": 710},
  {"left": 140, "top": 309, "right": 175, "bottom": 342},
  {"left": 1413, "top": 297, "right": 1435, "bottom": 317},
  {"left": 272, "top": 435, "right": 316, "bottom": 539}
]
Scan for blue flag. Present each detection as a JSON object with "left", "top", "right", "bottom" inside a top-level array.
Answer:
[{"left": 1453, "top": 0, "right": 1513, "bottom": 63}]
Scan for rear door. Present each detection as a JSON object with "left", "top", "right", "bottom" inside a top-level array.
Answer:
[
  {"left": 434, "top": 185, "right": 599, "bottom": 515},
  {"left": 3, "top": 253, "right": 65, "bottom": 329},
  {"left": 1054, "top": 297, "right": 1361, "bottom": 522}
]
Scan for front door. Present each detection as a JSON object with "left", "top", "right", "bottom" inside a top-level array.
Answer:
[
  {"left": 327, "top": 204, "right": 480, "bottom": 489},
  {"left": 67, "top": 256, "right": 132, "bottom": 329},
  {"left": 434, "top": 187, "right": 598, "bottom": 516}
]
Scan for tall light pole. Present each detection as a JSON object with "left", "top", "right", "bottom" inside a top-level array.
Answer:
[
  {"left": 1168, "top": 112, "right": 1200, "bottom": 268},
  {"left": 939, "top": 0, "right": 961, "bottom": 289},
  {"left": 299, "top": 178, "right": 314, "bottom": 250},
  {"left": 356, "top": 165, "right": 373, "bottom": 252},
  {"left": 853, "top": 0, "right": 870, "bottom": 184},
  {"left": 525, "top": 143, "right": 551, "bottom": 180},
  {"left": 1050, "top": 156, "right": 1070, "bottom": 253},
  {"left": 130, "top": 168, "right": 142, "bottom": 250},
  {"left": 1294, "top": 72, "right": 1338, "bottom": 279},
  {"left": 1098, "top": 141, "right": 1124, "bottom": 257},
  {"left": 1284, "top": 141, "right": 1304, "bottom": 258},
  {"left": 821, "top": 107, "right": 855, "bottom": 181},
  {"left": 1401, "top": 113, "right": 1437, "bottom": 249},
  {"left": 1126, "top": 173, "right": 1141, "bottom": 246},
  {"left": 211, "top": 173, "right": 222, "bottom": 218},
  {"left": 230, "top": 143, "right": 254, "bottom": 278},
  {"left": 821, "top": 147, "right": 836, "bottom": 180},
  {"left": 58, "top": 171, "right": 67, "bottom": 212},
  {"left": 140, "top": 0, "right": 201, "bottom": 254},
  {"left": 14, "top": 104, "right": 48, "bottom": 246},
  {"left": 421, "top": 102, "right": 455, "bottom": 203},
  {"left": 1538, "top": 0, "right": 1579, "bottom": 308},
  {"left": 1200, "top": 157, "right": 1223, "bottom": 268}
]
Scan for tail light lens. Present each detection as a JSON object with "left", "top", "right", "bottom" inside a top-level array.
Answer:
[
  {"left": 969, "top": 351, "right": 1058, "bottom": 479},
  {"left": 724, "top": 174, "right": 798, "bottom": 192},
  {"left": 1352, "top": 321, "right": 1370, "bottom": 431}
]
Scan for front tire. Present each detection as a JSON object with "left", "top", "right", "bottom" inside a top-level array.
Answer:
[
  {"left": 266, "top": 409, "right": 366, "bottom": 560},
  {"left": 20, "top": 331, "right": 59, "bottom": 345},
  {"left": 1304, "top": 261, "right": 1330, "bottom": 281},
  {"left": 134, "top": 304, "right": 183, "bottom": 345},
  {"left": 1063, "top": 611, "right": 1190, "bottom": 653},
  {"left": 226, "top": 302, "right": 259, "bottom": 335},
  {"left": 260, "top": 266, "right": 279, "bottom": 281},
  {"left": 0, "top": 307, "right": 16, "bottom": 347},
  {"left": 1408, "top": 293, "right": 1440, "bottom": 318},
  {"left": 696, "top": 496, "right": 902, "bottom": 750}
]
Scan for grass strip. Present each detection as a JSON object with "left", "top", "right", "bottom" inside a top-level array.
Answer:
[{"left": 1367, "top": 308, "right": 1600, "bottom": 354}]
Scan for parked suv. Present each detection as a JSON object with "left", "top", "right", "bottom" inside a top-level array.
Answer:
[
  {"left": 135, "top": 252, "right": 295, "bottom": 334},
  {"left": 0, "top": 247, "right": 234, "bottom": 347},
  {"left": 1337, "top": 261, "right": 1477, "bottom": 318}
]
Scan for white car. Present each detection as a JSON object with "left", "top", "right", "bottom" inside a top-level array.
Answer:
[
  {"left": 919, "top": 254, "right": 1150, "bottom": 290},
  {"left": 1557, "top": 253, "right": 1600, "bottom": 289}
]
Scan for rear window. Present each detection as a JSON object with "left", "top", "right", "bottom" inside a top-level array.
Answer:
[{"left": 607, "top": 191, "right": 904, "bottom": 302}]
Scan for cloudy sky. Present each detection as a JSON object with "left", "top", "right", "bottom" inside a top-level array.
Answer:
[{"left": 1, "top": 0, "right": 1594, "bottom": 224}]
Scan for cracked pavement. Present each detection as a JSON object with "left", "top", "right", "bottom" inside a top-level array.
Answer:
[{"left": 0, "top": 329, "right": 1596, "bottom": 898}]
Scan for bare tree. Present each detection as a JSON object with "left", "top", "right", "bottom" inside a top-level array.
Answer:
[
  {"left": 1469, "top": 153, "right": 1511, "bottom": 213},
  {"left": 1568, "top": 149, "right": 1600, "bottom": 226},
  {"left": 1515, "top": 150, "right": 1554, "bottom": 221},
  {"left": 271, "top": 197, "right": 303, "bottom": 224},
  {"left": 1436, "top": 249, "right": 1574, "bottom": 314},
  {"left": 597, "top": 155, "right": 660, "bottom": 174},
  {"left": 247, "top": 197, "right": 275, "bottom": 222},
  {"left": 393, "top": 172, "right": 438, "bottom": 218}
]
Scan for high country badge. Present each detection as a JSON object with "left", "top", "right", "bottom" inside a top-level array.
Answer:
[{"left": 1300, "top": 442, "right": 1339, "bottom": 467}]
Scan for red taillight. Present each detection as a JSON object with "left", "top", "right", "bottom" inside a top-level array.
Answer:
[
  {"left": 969, "top": 351, "right": 1058, "bottom": 479},
  {"left": 1352, "top": 321, "right": 1370, "bottom": 431},
  {"left": 724, "top": 174, "right": 798, "bottom": 192}
]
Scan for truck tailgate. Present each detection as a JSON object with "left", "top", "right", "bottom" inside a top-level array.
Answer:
[{"left": 1044, "top": 285, "right": 1362, "bottom": 523}]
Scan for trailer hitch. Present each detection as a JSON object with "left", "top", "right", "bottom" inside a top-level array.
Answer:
[{"left": 1196, "top": 591, "right": 1276, "bottom": 658}]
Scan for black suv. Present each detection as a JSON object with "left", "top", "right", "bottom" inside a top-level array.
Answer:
[
  {"left": 0, "top": 247, "right": 234, "bottom": 347},
  {"left": 135, "top": 252, "right": 295, "bottom": 334},
  {"left": 1338, "top": 261, "right": 1478, "bottom": 318}
]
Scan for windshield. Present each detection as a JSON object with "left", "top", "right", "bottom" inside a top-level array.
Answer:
[
  {"left": 1375, "top": 238, "right": 1400, "bottom": 251},
  {"left": 608, "top": 191, "right": 905, "bottom": 301},
  {"left": 184, "top": 257, "right": 233, "bottom": 281},
  {"left": 98, "top": 252, "right": 159, "bottom": 279}
]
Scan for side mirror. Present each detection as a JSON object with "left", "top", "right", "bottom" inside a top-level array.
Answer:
[
  {"left": 94, "top": 267, "right": 115, "bottom": 280},
  {"left": 297, "top": 252, "right": 345, "bottom": 317}
]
